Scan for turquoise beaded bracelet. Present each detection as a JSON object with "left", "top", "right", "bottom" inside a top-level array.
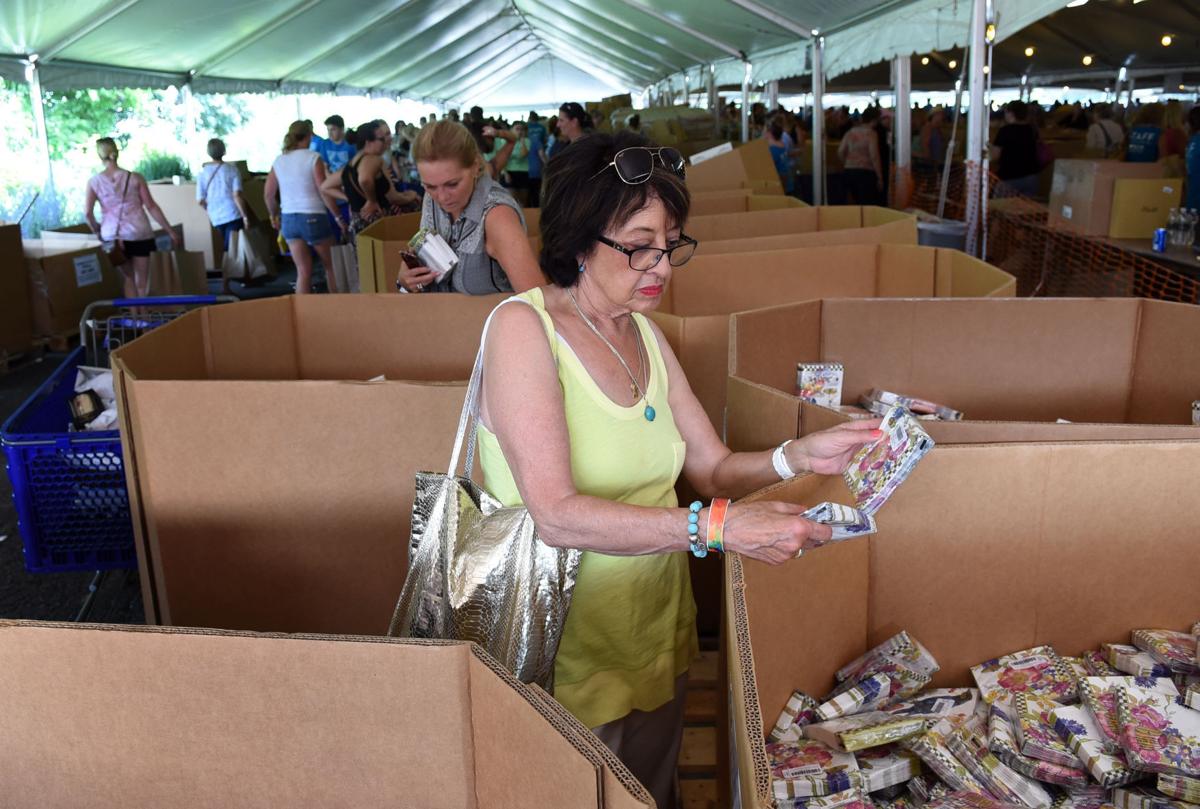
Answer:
[{"left": 687, "top": 500, "right": 706, "bottom": 558}]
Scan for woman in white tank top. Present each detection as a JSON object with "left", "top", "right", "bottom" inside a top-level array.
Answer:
[{"left": 264, "top": 121, "right": 343, "bottom": 293}]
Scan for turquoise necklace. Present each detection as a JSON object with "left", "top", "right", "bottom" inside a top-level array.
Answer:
[{"left": 567, "top": 288, "right": 656, "bottom": 422}]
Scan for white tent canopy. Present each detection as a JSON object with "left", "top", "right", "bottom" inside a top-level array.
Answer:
[{"left": 0, "top": 0, "right": 1071, "bottom": 103}]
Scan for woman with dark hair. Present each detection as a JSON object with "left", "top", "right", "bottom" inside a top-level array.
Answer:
[
  {"left": 548, "top": 101, "right": 591, "bottom": 161},
  {"left": 321, "top": 120, "right": 419, "bottom": 234},
  {"left": 84, "top": 137, "right": 180, "bottom": 298},
  {"left": 474, "top": 131, "right": 882, "bottom": 808},
  {"left": 990, "top": 100, "right": 1042, "bottom": 197},
  {"left": 196, "top": 137, "right": 251, "bottom": 252},
  {"left": 1126, "top": 103, "right": 1167, "bottom": 163}
]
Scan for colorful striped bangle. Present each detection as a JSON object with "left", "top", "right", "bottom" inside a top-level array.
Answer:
[{"left": 707, "top": 498, "right": 730, "bottom": 554}]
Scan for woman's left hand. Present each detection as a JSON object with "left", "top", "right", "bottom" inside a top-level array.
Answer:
[
  {"left": 168, "top": 230, "right": 181, "bottom": 249},
  {"left": 786, "top": 419, "right": 884, "bottom": 476}
]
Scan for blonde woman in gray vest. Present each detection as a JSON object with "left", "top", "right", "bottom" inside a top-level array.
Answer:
[{"left": 398, "top": 120, "right": 542, "bottom": 295}]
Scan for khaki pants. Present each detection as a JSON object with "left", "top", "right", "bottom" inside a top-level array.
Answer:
[{"left": 591, "top": 674, "right": 688, "bottom": 809}]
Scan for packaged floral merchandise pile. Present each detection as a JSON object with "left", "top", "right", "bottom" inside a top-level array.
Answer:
[{"left": 766, "top": 625, "right": 1200, "bottom": 809}]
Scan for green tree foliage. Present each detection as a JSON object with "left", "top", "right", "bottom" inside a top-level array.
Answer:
[
  {"left": 41, "top": 87, "right": 146, "bottom": 159},
  {"left": 133, "top": 150, "right": 193, "bottom": 181}
]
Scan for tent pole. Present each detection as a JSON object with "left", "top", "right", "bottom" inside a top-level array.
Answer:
[
  {"left": 741, "top": 62, "right": 751, "bottom": 142},
  {"left": 26, "top": 61, "right": 53, "bottom": 193},
  {"left": 708, "top": 65, "right": 718, "bottom": 137},
  {"left": 964, "top": 0, "right": 988, "bottom": 257},
  {"left": 892, "top": 54, "right": 911, "bottom": 209},
  {"left": 811, "top": 36, "right": 825, "bottom": 206},
  {"left": 766, "top": 80, "right": 778, "bottom": 111}
]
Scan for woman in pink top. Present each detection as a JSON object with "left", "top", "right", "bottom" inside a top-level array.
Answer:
[
  {"left": 84, "top": 137, "right": 179, "bottom": 298},
  {"left": 837, "top": 107, "right": 884, "bottom": 206}
]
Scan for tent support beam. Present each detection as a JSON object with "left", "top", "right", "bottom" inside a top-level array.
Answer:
[
  {"left": 193, "top": 0, "right": 326, "bottom": 75},
  {"left": 438, "top": 42, "right": 543, "bottom": 100},
  {"left": 277, "top": 0, "right": 422, "bottom": 84},
  {"left": 708, "top": 65, "right": 719, "bottom": 136},
  {"left": 456, "top": 48, "right": 547, "bottom": 106},
  {"left": 406, "top": 32, "right": 533, "bottom": 96},
  {"left": 812, "top": 36, "right": 825, "bottom": 205},
  {"left": 364, "top": 15, "right": 511, "bottom": 89},
  {"left": 964, "top": 0, "right": 989, "bottom": 256},
  {"left": 523, "top": 24, "right": 650, "bottom": 85},
  {"left": 519, "top": 12, "right": 660, "bottom": 79},
  {"left": 555, "top": 0, "right": 707, "bottom": 65},
  {"left": 519, "top": 0, "right": 680, "bottom": 74},
  {"left": 740, "top": 61, "right": 751, "bottom": 142},
  {"left": 892, "top": 54, "right": 911, "bottom": 208},
  {"left": 766, "top": 80, "right": 778, "bottom": 110},
  {"left": 331, "top": 0, "right": 481, "bottom": 86},
  {"left": 612, "top": 0, "right": 745, "bottom": 60},
  {"left": 723, "top": 0, "right": 812, "bottom": 38},
  {"left": 27, "top": 62, "right": 52, "bottom": 190},
  {"left": 38, "top": 0, "right": 144, "bottom": 62}
]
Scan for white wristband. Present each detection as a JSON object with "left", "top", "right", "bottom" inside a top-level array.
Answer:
[{"left": 772, "top": 439, "right": 797, "bottom": 480}]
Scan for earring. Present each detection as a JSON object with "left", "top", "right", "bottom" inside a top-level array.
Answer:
[{"left": 578, "top": 263, "right": 585, "bottom": 273}]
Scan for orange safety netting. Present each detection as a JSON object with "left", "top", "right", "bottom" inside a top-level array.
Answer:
[{"left": 892, "top": 162, "right": 1200, "bottom": 304}]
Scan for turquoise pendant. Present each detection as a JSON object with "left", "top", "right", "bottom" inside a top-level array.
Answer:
[{"left": 644, "top": 405, "right": 656, "bottom": 422}]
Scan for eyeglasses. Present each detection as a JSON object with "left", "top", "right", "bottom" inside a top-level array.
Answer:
[
  {"left": 596, "top": 234, "right": 698, "bottom": 272},
  {"left": 591, "top": 147, "right": 686, "bottom": 184}
]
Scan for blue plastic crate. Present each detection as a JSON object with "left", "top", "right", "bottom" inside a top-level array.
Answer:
[{"left": 1, "top": 347, "right": 136, "bottom": 573}]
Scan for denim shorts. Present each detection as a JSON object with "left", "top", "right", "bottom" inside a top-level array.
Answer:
[{"left": 281, "top": 212, "right": 333, "bottom": 245}]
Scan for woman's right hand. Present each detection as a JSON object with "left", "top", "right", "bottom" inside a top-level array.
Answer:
[
  {"left": 720, "top": 501, "right": 833, "bottom": 565},
  {"left": 398, "top": 263, "right": 438, "bottom": 292}
]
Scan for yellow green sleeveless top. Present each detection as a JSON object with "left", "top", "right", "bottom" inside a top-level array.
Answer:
[{"left": 476, "top": 288, "right": 698, "bottom": 729}]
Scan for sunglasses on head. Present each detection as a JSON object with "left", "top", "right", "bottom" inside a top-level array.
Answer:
[{"left": 591, "top": 146, "right": 686, "bottom": 184}]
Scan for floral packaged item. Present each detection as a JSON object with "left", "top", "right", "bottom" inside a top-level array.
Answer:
[
  {"left": 855, "top": 745, "right": 924, "bottom": 792},
  {"left": 819, "top": 674, "right": 898, "bottom": 720},
  {"left": 1114, "top": 687, "right": 1200, "bottom": 776},
  {"left": 770, "top": 737, "right": 864, "bottom": 800},
  {"left": 946, "top": 720, "right": 1053, "bottom": 808},
  {"left": 774, "top": 690, "right": 824, "bottom": 742},
  {"left": 1111, "top": 785, "right": 1197, "bottom": 809},
  {"left": 901, "top": 718, "right": 990, "bottom": 797},
  {"left": 1131, "top": 631, "right": 1199, "bottom": 676},
  {"left": 972, "top": 647, "right": 1079, "bottom": 705},
  {"left": 1082, "top": 651, "right": 1124, "bottom": 677},
  {"left": 988, "top": 699, "right": 1090, "bottom": 789},
  {"left": 924, "top": 793, "right": 1030, "bottom": 809},
  {"left": 1156, "top": 773, "right": 1200, "bottom": 804},
  {"left": 781, "top": 787, "right": 874, "bottom": 809},
  {"left": 1011, "top": 693, "right": 1086, "bottom": 769},
  {"left": 886, "top": 689, "right": 982, "bottom": 725},
  {"left": 797, "top": 363, "right": 845, "bottom": 407},
  {"left": 807, "top": 711, "right": 930, "bottom": 753},
  {"left": 1185, "top": 684, "right": 1200, "bottom": 712},
  {"left": 1078, "top": 677, "right": 1179, "bottom": 752},
  {"left": 859, "top": 388, "right": 964, "bottom": 421},
  {"left": 1104, "top": 645, "right": 1173, "bottom": 679},
  {"left": 837, "top": 632, "right": 941, "bottom": 688},
  {"left": 1050, "top": 703, "right": 1144, "bottom": 787}
]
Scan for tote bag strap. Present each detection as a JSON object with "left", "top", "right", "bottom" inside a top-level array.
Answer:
[{"left": 448, "top": 296, "right": 539, "bottom": 477}]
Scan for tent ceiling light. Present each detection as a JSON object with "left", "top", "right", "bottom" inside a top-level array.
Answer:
[
  {"left": 948, "top": 59, "right": 957, "bottom": 68},
  {"left": 1024, "top": 46, "right": 1035, "bottom": 57},
  {"left": 920, "top": 56, "right": 930, "bottom": 65},
  {"left": 1160, "top": 34, "right": 1172, "bottom": 46},
  {"left": 1082, "top": 54, "right": 1093, "bottom": 65},
  {"left": 1066, "top": 0, "right": 1088, "bottom": 7}
]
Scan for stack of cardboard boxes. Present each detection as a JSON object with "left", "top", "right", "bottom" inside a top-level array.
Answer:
[{"left": 1048, "top": 159, "right": 1182, "bottom": 240}]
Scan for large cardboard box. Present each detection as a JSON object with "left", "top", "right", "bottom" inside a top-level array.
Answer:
[
  {"left": 1108, "top": 177, "right": 1183, "bottom": 239},
  {"left": 1047, "top": 159, "right": 1167, "bottom": 235},
  {"left": 23, "top": 239, "right": 123, "bottom": 336},
  {"left": 689, "top": 190, "right": 808, "bottom": 217},
  {"left": 147, "top": 180, "right": 225, "bottom": 268},
  {"left": 687, "top": 139, "right": 784, "bottom": 195},
  {"left": 651, "top": 244, "right": 1015, "bottom": 431},
  {"left": 112, "top": 293, "right": 503, "bottom": 634},
  {"left": 0, "top": 224, "right": 33, "bottom": 356},
  {"left": 725, "top": 441, "right": 1200, "bottom": 809},
  {"left": 726, "top": 297, "right": 1200, "bottom": 455},
  {"left": 0, "top": 621, "right": 651, "bottom": 809},
  {"left": 357, "top": 208, "right": 541, "bottom": 294},
  {"left": 688, "top": 206, "right": 917, "bottom": 251}
]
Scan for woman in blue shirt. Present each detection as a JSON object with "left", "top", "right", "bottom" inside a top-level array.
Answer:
[
  {"left": 1126, "top": 103, "right": 1165, "bottom": 163},
  {"left": 1186, "top": 106, "right": 1200, "bottom": 211}
]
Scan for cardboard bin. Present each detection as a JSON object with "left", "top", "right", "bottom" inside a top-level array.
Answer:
[
  {"left": 147, "top": 180, "right": 226, "bottom": 268},
  {"left": 688, "top": 206, "right": 917, "bottom": 253},
  {"left": 651, "top": 244, "right": 1015, "bottom": 432},
  {"left": 726, "top": 297, "right": 1200, "bottom": 454},
  {"left": 1047, "top": 159, "right": 1169, "bottom": 235},
  {"left": 23, "top": 239, "right": 122, "bottom": 336},
  {"left": 1108, "top": 177, "right": 1183, "bottom": 239},
  {"left": 686, "top": 139, "right": 784, "bottom": 194},
  {"left": 725, "top": 439, "right": 1200, "bottom": 809},
  {"left": 689, "top": 190, "right": 808, "bottom": 217},
  {"left": 112, "top": 293, "right": 503, "bottom": 634},
  {"left": 0, "top": 224, "right": 34, "bottom": 356},
  {"left": 357, "top": 208, "right": 541, "bottom": 294},
  {"left": 0, "top": 621, "right": 652, "bottom": 809}
]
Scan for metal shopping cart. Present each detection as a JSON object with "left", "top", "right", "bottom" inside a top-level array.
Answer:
[{"left": 2, "top": 296, "right": 235, "bottom": 581}]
